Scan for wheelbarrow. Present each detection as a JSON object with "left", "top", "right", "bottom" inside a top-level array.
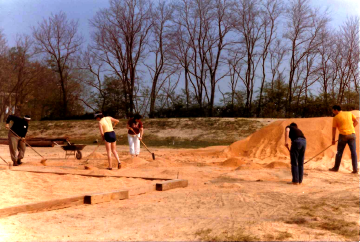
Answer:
[{"left": 61, "top": 144, "right": 86, "bottom": 160}]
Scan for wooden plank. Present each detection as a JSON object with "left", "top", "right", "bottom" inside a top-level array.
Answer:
[
  {"left": 84, "top": 190, "right": 129, "bottom": 204},
  {"left": 11, "top": 168, "right": 172, "bottom": 180},
  {"left": 156, "top": 179, "right": 188, "bottom": 191},
  {"left": 0, "top": 195, "right": 85, "bottom": 218},
  {"left": 111, "top": 190, "right": 129, "bottom": 200},
  {"left": 0, "top": 179, "right": 183, "bottom": 218},
  {"left": 129, "top": 184, "right": 157, "bottom": 196}
]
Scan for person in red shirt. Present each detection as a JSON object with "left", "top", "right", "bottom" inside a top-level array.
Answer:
[{"left": 126, "top": 114, "right": 143, "bottom": 157}]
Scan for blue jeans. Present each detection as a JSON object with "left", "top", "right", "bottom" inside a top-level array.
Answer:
[
  {"left": 290, "top": 138, "right": 306, "bottom": 183},
  {"left": 333, "top": 133, "right": 358, "bottom": 171}
]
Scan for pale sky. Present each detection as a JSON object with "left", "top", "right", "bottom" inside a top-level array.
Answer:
[
  {"left": 0, "top": 0, "right": 359, "bottom": 47},
  {"left": 0, "top": 0, "right": 359, "bottom": 104}
]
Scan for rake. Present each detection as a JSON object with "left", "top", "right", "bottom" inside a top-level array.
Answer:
[
  {"left": 8, "top": 128, "right": 47, "bottom": 164},
  {"left": 0, "top": 155, "right": 11, "bottom": 169},
  {"left": 129, "top": 127, "right": 155, "bottom": 160}
]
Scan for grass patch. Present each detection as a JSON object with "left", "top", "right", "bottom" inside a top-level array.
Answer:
[
  {"left": 1, "top": 117, "right": 267, "bottom": 148},
  {"left": 286, "top": 197, "right": 360, "bottom": 241},
  {"left": 195, "top": 228, "right": 259, "bottom": 241},
  {"left": 318, "top": 218, "right": 359, "bottom": 240},
  {"left": 70, "top": 134, "right": 233, "bottom": 148},
  {"left": 285, "top": 217, "right": 308, "bottom": 225}
]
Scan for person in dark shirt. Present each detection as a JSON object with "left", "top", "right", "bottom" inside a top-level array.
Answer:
[
  {"left": 285, "top": 122, "right": 306, "bottom": 185},
  {"left": 5, "top": 115, "right": 31, "bottom": 166}
]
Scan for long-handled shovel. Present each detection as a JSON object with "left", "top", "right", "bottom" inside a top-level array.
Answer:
[
  {"left": 304, "top": 140, "right": 338, "bottom": 165},
  {"left": 8, "top": 128, "right": 47, "bottom": 164},
  {"left": 140, "top": 139, "right": 155, "bottom": 160},
  {"left": 0, "top": 155, "right": 11, "bottom": 169},
  {"left": 129, "top": 128, "right": 155, "bottom": 160}
]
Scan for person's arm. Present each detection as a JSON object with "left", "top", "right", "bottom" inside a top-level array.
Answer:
[
  {"left": 5, "top": 115, "right": 15, "bottom": 129},
  {"left": 352, "top": 114, "right": 358, "bottom": 128},
  {"left": 110, "top": 117, "right": 119, "bottom": 126},
  {"left": 332, "top": 127, "right": 336, "bottom": 145},
  {"left": 98, "top": 122, "right": 105, "bottom": 140},
  {"left": 139, "top": 127, "right": 144, "bottom": 140},
  {"left": 285, "top": 127, "right": 290, "bottom": 151}
]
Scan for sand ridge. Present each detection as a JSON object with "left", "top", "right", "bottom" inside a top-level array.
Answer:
[{"left": 218, "top": 111, "right": 359, "bottom": 170}]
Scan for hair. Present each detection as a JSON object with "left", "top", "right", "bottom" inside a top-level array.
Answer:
[
  {"left": 133, "top": 113, "right": 142, "bottom": 120},
  {"left": 332, "top": 105, "right": 341, "bottom": 111},
  {"left": 94, "top": 111, "right": 104, "bottom": 119},
  {"left": 289, "top": 122, "right": 298, "bottom": 128}
]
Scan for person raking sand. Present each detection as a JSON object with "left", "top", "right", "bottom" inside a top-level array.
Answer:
[
  {"left": 127, "top": 114, "right": 144, "bottom": 158},
  {"left": 94, "top": 112, "right": 121, "bottom": 170},
  {"left": 285, "top": 122, "right": 306, "bottom": 185},
  {"left": 329, "top": 105, "right": 358, "bottom": 173},
  {"left": 5, "top": 115, "right": 31, "bottom": 166}
]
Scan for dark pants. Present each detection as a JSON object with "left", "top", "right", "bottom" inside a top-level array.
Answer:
[
  {"left": 333, "top": 133, "right": 358, "bottom": 171},
  {"left": 8, "top": 131, "right": 26, "bottom": 164},
  {"left": 290, "top": 138, "right": 306, "bottom": 183}
]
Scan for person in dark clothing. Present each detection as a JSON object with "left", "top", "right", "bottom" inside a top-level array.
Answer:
[
  {"left": 5, "top": 115, "right": 31, "bottom": 166},
  {"left": 285, "top": 122, "right": 306, "bottom": 185}
]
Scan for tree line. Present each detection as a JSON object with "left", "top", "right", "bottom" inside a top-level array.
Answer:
[{"left": 0, "top": 0, "right": 359, "bottom": 121}]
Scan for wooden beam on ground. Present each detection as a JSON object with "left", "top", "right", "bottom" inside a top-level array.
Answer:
[
  {"left": 129, "top": 184, "right": 157, "bottom": 196},
  {"left": 0, "top": 195, "right": 85, "bottom": 218},
  {"left": 156, "top": 179, "right": 188, "bottom": 191},
  {"left": 84, "top": 190, "right": 129, "bottom": 205},
  {"left": 0, "top": 178, "right": 188, "bottom": 218}
]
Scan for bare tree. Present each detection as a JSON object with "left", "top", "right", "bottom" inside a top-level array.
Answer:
[
  {"left": 205, "top": 0, "right": 232, "bottom": 116},
  {"left": 8, "top": 35, "right": 37, "bottom": 115},
  {"left": 32, "top": 11, "right": 83, "bottom": 116},
  {"left": 172, "top": 0, "right": 231, "bottom": 116},
  {"left": 334, "top": 16, "right": 359, "bottom": 104},
  {"left": 0, "top": 35, "right": 35, "bottom": 117},
  {"left": 268, "top": 39, "right": 286, "bottom": 91},
  {"left": 146, "top": 0, "right": 179, "bottom": 117},
  {"left": 77, "top": 49, "right": 108, "bottom": 111},
  {"left": 284, "top": 0, "right": 329, "bottom": 116},
  {"left": 226, "top": 51, "right": 245, "bottom": 108},
  {"left": 256, "top": 0, "right": 282, "bottom": 117},
  {"left": 230, "top": 0, "right": 264, "bottom": 115},
  {"left": 316, "top": 27, "right": 334, "bottom": 106},
  {"left": 169, "top": 16, "right": 193, "bottom": 109},
  {"left": 173, "top": 0, "right": 210, "bottom": 111},
  {"left": 90, "top": 0, "right": 152, "bottom": 115},
  {"left": 0, "top": 30, "right": 10, "bottom": 122}
]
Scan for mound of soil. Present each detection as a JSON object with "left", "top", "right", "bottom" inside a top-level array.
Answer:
[
  {"left": 222, "top": 110, "right": 359, "bottom": 164},
  {"left": 221, "top": 157, "right": 247, "bottom": 167},
  {"left": 86, "top": 152, "right": 105, "bottom": 159},
  {"left": 235, "top": 162, "right": 264, "bottom": 170},
  {"left": 265, "top": 161, "right": 291, "bottom": 169}
]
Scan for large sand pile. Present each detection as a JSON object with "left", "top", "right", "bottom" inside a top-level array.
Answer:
[
  {"left": 235, "top": 162, "right": 263, "bottom": 170},
  {"left": 223, "top": 111, "right": 360, "bottom": 165},
  {"left": 86, "top": 152, "right": 105, "bottom": 159},
  {"left": 265, "top": 161, "right": 291, "bottom": 169},
  {"left": 221, "top": 157, "right": 247, "bottom": 167}
]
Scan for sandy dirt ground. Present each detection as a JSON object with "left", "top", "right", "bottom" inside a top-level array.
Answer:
[{"left": 0, "top": 114, "right": 359, "bottom": 241}]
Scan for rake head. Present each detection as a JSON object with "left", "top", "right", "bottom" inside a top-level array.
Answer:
[{"left": 40, "top": 159, "right": 47, "bottom": 165}]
